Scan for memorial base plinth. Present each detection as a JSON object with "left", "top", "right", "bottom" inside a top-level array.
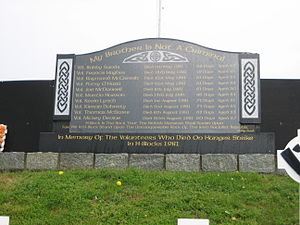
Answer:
[{"left": 39, "top": 132, "right": 275, "bottom": 154}]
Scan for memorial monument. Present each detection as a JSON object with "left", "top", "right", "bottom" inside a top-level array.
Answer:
[{"left": 39, "top": 38, "right": 274, "bottom": 154}]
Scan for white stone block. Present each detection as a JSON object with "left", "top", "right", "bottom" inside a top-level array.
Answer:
[
  {"left": 0, "top": 216, "right": 9, "bottom": 225},
  {"left": 178, "top": 218, "right": 209, "bottom": 225}
]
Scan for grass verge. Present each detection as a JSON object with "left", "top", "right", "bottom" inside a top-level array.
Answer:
[{"left": 0, "top": 169, "right": 299, "bottom": 225}]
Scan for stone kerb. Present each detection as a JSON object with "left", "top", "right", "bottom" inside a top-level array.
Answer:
[
  {"left": 166, "top": 154, "right": 200, "bottom": 172},
  {"left": 129, "top": 154, "right": 165, "bottom": 170},
  {"left": 0, "top": 152, "right": 25, "bottom": 171},
  {"left": 95, "top": 153, "right": 128, "bottom": 169},
  {"left": 239, "top": 154, "right": 275, "bottom": 173},
  {"left": 0, "top": 152, "right": 279, "bottom": 173},
  {"left": 26, "top": 152, "right": 59, "bottom": 170},
  {"left": 59, "top": 153, "right": 94, "bottom": 169},
  {"left": 202, "top": 154, "right": 238, "bottom": 172}
]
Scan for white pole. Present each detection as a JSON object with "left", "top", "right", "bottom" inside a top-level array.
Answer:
[{"left": 158, "top": 0, "right": 162, "bottom": 37}]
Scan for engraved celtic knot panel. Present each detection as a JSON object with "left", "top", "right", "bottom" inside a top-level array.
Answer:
[
  {"left": 243, "top": 61, "right": 256, "bottom": 116},
  {"left": 57, "top": 61, "right": 70, "bottom": 113},
  {"left": 123, "top": 51, "right": 188, "bottom": 63}
]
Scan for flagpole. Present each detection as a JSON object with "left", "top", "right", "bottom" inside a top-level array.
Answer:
[{"left": 158, "top": 0, "right": 162, "bottom": 38}]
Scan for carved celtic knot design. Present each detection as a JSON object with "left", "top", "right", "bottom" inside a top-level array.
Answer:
[
  {"left": 243, "top": 61, "right": 256, "bottom": 116},
  {"left": 57, "top": 61, "right": 70, "bottom": 113},
  {"left": 162, "top": 51, "right": 188, "bottom": 62},
  {"left": 150, "top": 51, "right": 161, "bottom": 62},
  {"left": 123, "top": 52, "right": 148, "bottom": 63},
  {"left": 123, "top": 51, "right": 188, "bottom": 63}
]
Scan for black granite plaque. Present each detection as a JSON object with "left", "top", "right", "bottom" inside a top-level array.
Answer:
[
  {"left": 45, "top": 38, "right": 268, "bottom": 154},
  {"left": 69, "top": 39, "right": 241, "bottom": 133}
]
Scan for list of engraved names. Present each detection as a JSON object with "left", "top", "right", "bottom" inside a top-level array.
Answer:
[{"left": 70, "top": 51, "right": 240, "bottom": 133}]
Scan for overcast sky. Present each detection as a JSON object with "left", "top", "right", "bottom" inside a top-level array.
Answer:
[{"left": 0, "top": 0, "right": 299, "bottom": 81}]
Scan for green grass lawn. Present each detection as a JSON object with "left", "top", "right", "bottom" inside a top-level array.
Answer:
[{"left": 0, "top": 169, "right": 299, "bottom": 225}]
